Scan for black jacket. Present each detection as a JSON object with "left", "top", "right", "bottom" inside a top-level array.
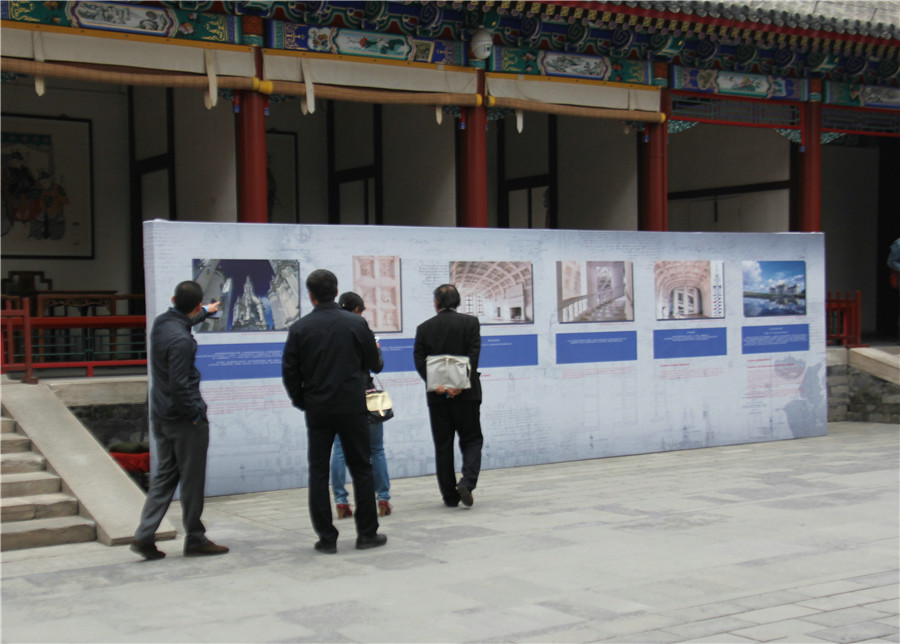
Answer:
[
  {"left": 413, "top": 308, "right": 482, "bottom": 405},
  {"left": 282, "top": 302, "right": 382, "bottom": 414},
  {"left": 149, "top": 307, "right": 208, "bottom": 424}
]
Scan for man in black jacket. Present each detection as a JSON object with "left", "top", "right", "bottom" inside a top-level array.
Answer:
[
  {"left": 282, "top": 269, "right": 387, "bottom": 553},
  {"left": 131, "top": 280, "right": 228, "bottom": 560},
  {"left": 413, "top": 284, "right": 483, "bottom": 508}
]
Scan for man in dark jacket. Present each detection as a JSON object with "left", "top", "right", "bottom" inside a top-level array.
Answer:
[
  {"left": 413, "top": 284, "right": 483, "bottom": 508},
  {"left": 131, "top": 280, "right": 228, "bottom": 560},
  {"left": 282, "top": 269, "right": 387, "bottom": 553}
]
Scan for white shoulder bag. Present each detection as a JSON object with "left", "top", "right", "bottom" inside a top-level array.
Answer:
[{"left": 425, "top": 354, "right": 471, "bottom": 392}]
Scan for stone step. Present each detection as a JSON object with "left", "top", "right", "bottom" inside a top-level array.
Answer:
[
  {"left": 0, "top": 433, "right": 31, "bottom": 454},
  {"left": 1, "top": 471, "right": 61, "bottom": 497},
  {"left": 1, "top": 417, "right": 16, "bottom": 433},
  {"left": 0, "top": 515, "right": 96, "bottom": 551},
  {"left": 1, "top": 493, "right": 78, "bottom": 522},
  {"left": 1, "top": 451, "right": 47, "bottom": 474}
]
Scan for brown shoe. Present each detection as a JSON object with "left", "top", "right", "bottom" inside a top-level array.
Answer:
[
  {"left": 130, "top": 540, "right": 166, "bottom": 560},
  {"left": 457, "top": 483, "right": 474, "bottom": 507},
  {"left": 356, "top": 533, "right": 387, "bottom": 550},
  {"left": 184, "top": 540, "right": 229, "bottom": 557}
]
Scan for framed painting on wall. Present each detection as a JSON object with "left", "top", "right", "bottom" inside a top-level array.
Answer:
[
  {"left": 1, "top": 114, "right": 94, "bottom": 259},
  {"left": 266, "top": 130, "right": 299, "bottom": 224}
]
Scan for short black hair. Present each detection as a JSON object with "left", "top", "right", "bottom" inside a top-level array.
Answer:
[
  {"left": 433, "top": 284, "right": 460, "bottom": 310},
  {"left": 338, "top": 291, "right": 365, "bottom": 312},
  {"left": 173, "top": 280, "right": 204, "bottom": 314},
  {"left": 306, "top": 269, "right": 338, "bottom": 303}
]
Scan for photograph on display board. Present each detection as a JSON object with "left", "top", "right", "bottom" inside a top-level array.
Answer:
[
  {"left": 353, "top": 255, "right": 402, "bottom": 332},
  {"left": 449, "top": 261, "right": 534, "bottom": 324},
  {"left": 192, "top": 259, "right": 300, "bottom": 333},
  {"left": 556, "top": 261, "right": 634, "bottom": 323},
  {"left": 742, "top": 260, "right": 807, "bottom": 317},
  {"left": 654, "top": 260, "right": 725, "bottom": 320}
]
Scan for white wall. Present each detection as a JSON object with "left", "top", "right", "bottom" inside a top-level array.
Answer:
[
  {"left": 1, "top": 77, "right": 884, "bottom": 340},
  {"left": 382, "top": 104, "right": 456, "bottom": 227},
  {"left": 668, "top": 124, "right": 791, "bottom": 233},
  {"left": 558, "top": 117, "right": 638, "bottom": 230},
  {"left": 504, "top": 112, "right": 549, "bottom": 178},
  {"left": 669, "top": 124, "right": 789, "bottom": 189},
  {"left": 821, "top": 144, "right": 880, "bottom": 333},
  {"left": 173, "top": 89, "right": 237, "bottom": 223},
  {"left": 266, "top": 99, "right": 328, "bottom": 224},
  {"left": 1, "top": 77, "right": 132, "bottom": 294},
  {"left": 669, "top": 191, "right": 789, "bottom": 232}
]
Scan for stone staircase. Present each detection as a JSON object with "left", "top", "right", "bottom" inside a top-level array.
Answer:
[{"left": 1, "top": 413, "right": 96, "bottom": 551}]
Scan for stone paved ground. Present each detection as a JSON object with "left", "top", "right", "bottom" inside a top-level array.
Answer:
[{"left": 2, "top": 422, "right": 898, "bottom": 643}]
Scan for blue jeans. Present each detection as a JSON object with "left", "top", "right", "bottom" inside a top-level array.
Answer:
[{"left": 331, "top": 423, "right": 390, "bottom": 503}]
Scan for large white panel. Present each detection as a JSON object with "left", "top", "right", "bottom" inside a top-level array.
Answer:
[{"left": 145, "top": 220, "right": 826, "bottom": 496}]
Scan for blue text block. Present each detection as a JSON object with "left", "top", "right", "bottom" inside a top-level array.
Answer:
[
  {"left": 196, "top": 343, "right": 284, "bottom": 381},
  {"left": 480, "top": 335, "right": 538, "bottom": 368},
  {"left": 742, "top": 324, "right": 809, "bottom": 354},
  {"left": 379, "top": 338, "right": 415, "bottom": 373},
  {"left": 556, "top": 331, "right": 637, "bottom": 364},
  {"left": 653, "top": 328, "right": 727, "bottom": 359}
]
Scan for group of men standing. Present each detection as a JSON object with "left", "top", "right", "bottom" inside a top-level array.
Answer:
[{"left": 131, "top": 271, "right": 484, "bottom": 559}]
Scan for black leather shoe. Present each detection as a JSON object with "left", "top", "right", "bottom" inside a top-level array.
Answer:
[
  {"left": 130, "top": 540, "right": 166, "bottom": 560},
  {"left": 314, "top": 540, "right": 337, "bottom": 554},
  {"left": 355, "top": 533, "right": 387, "bottom": 550},
  {"left": 457, "top": 483, "right": 474, "bottom": 507},
  {"left": 184, "top": 540, "right": 229, "bottom": 557}
]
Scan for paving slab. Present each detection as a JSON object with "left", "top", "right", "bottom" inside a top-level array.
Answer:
[{"left": 1, "top": 422, "right": 897, "bottom": 643}]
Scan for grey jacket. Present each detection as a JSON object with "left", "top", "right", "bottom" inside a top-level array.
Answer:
[{"left": 149, "top": 307, "right": 208, "bottom": 424}]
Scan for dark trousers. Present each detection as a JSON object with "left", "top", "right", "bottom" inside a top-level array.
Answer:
[
  {"left": 428, "top": 400, "right": 483, "bottom": 504},
  {"left": 134, "top": 420, "right": 209, "bottom": 547},
  {"left": 305, "top": 410, "right": 379, "bottom": 544}
]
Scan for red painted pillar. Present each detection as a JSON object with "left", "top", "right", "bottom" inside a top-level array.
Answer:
[
  {"left": 235, "top": 41, "right": 267, "bottom": 223},
  {"left": 795, "top": 101, "right": 822, "bottom": 232},
  {"left": 461, "top": 71, "right": 488, "bottom": 228},
  {"left": 640, "top": 91, "right": 669, "bottom": 231}
]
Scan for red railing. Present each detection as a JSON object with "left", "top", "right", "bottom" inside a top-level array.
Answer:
[
  {"left": 826, "top": 290, "right": 863, "bottom": 347},
  {"left": 1, "top": 298, "right": 147, "bottom": 380}
]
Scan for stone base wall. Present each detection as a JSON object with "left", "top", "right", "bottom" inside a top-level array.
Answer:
[
  {"left": 827, "top": 364, "right": 850, "bottom": 422},
  {"left": 827, "top": 348, "right": 900, "bottom": 424},
  {"left": 69, "top": 404, "right": 149, "bottom": 449},
  {"left": 847, "top": 368, "right": 900, "bottom": 424}
]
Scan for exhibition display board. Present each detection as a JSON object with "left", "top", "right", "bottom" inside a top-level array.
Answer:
[{"left": 144, "top": 221, "right": 825, "bottom": 496}]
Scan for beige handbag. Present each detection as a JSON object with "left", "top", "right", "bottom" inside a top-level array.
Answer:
[
  {"left": 425, "top": 354, "right": 471, "bottom": 392},
  {"left": 366, "top": 381, "right": 393, "bottom": 424}
]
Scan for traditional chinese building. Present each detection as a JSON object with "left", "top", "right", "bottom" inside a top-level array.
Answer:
[{"left": 1, "top": 1, "right": 898, "bottom": 335}]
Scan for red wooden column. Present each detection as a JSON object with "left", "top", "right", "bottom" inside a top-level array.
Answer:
[
  {"left": 640, "top": 90, "right": 669, "bottom": 231},
  {"left": 794, "top": 100, "right": 822, "bottom": 232},
  {"left": 235, "top": 29, "right": 267, "bottom": 224},
  {"left": 460, "top": 71, "right": 488, "bottom": 228}
]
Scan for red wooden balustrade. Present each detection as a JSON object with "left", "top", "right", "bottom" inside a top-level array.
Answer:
[
  {"left": 1, "top": 298, "right": 147, "bottom": 380},
  {"left": 1, "top": 293, "right": 867, "bottom": 380},
  {"left": 825, "top": 290, "right": 863, "bottom": 347}
]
